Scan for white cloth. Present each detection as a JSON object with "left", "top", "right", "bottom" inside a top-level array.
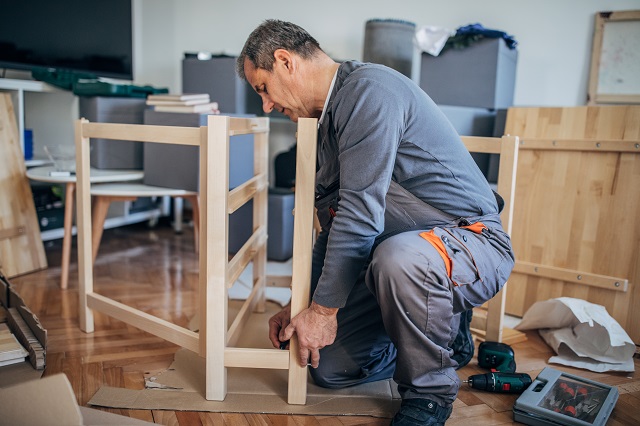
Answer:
[
  {"left": 414, "top": 25, "right": 454, "bottom": 56},
  {"left": 515, "top": 297, "right": 635, "bottom": 372}
]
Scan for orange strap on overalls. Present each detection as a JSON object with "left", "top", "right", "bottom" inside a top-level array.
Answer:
[{"left": 419, "top": 222, "right": 487, "bottom": 284}]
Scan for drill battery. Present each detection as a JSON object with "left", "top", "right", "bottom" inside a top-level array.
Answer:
[
  {"left": 478, "top": 341, "right": 516, "bottom": 373},
  {"left": 513, "top": 367, "right": 618, "bottom": 426}
]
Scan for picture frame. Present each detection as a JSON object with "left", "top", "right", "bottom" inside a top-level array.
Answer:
[{"left": 588, "top": 10, "right": 640, "bottom": 105}]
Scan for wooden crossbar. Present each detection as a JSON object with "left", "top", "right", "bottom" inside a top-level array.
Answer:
[{"left": 81, "top": 122, "right": 201, "bottom": 145}]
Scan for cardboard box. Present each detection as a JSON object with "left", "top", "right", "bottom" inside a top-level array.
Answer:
[
  {"left": 0, "top": 373, "right": 154, "bottom": 426},
  {"left": 0, "top": 274, "right": 47, "bottom": 387},
  {"left": 420, "top": 38, "right": 517, "bottom": 110}
]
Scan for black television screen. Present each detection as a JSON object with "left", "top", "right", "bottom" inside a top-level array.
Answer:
[{"left": 0, "top": 0, "right": 133, "bottom": 80}]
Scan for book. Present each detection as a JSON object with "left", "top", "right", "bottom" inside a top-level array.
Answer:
[
  {"left": 146, "top": 98, "right": 211, "bottom": 106},
  {"left": 0, "top": 324, "right": 29, "bottom": 363},
  {"left": 153, "top": 102, "right": 220, "bottom": 114},
  {"left": 147, "top": 93, "right": 210, "bottom": 102}
]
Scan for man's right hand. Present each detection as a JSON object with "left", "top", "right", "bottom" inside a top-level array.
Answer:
[{"left": 268, "top": 305, "right": 292, "bottom": 349}]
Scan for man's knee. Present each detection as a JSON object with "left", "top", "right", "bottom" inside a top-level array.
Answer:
[
  {"left": 368, "top": 233, "right": 448, "bottom": 294},
  {"left": 309, "top": 359, "right": 354, "bottom": 389}
]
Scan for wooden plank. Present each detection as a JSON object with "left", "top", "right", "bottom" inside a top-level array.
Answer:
[
  {"left": 224, "top": 348, "right": 289, "bottom": 369},
  {"left": 226, "top": 226, "right": 267, "bottom": 289},
  {"left": 82, "top": 122, "right": 201, "bottom": 145},
  {"left": 228, "top": 117, "right": 269, "bottom": 136},
  {"left": 520, "top": 138, "right": 640, "bottom": 153},
  {"left": 87, "top": 293, "right": 199, "bottom": 353},
  {"left": 460, "top": 136, "right": 502, "bottom": 154},
  {"left": 287, "top": 118, "right": 317, "bottom": 405},
  {"left": 253, "top": 129, "right": 269, "bottom": 313},
  {"left": 203, "top": 115, "right": 230, "bottom": 401},
  {"left": 226, "top": 277, "right": 263, "bottom": 347},
  {"left": 227, "top": 173, "right": 267, "bottom": 214},
  {"left": 504, "top": 106, "right": 640, "bottom": 344},
  {"left": 0, "top": 94, "right": 47, "bottom": 277},
  {"left": 513, "top": 261, "right": 628, "bottom": 291},
  {"left": 0, "top": 227, "right": 26, "bottom": 241},
  {"left": 75, "top": 119, "right": 94, "bottom": 333},
  {"left": 266, "top": 275, "right": 292, "bottom": 288}
]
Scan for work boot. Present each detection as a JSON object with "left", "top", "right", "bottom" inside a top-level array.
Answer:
[
  {"left": 390, "top": 398, "right": 453, "bottom": 425},
  {"left": 451, "top": 309, "right": 474, "bottom": 369}
]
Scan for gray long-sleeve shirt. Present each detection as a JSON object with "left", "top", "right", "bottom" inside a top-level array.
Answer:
[{"left": 312, "top": 61, "right": 500, "bottom": 308}]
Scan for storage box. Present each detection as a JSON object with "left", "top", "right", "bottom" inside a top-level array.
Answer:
[
  {"left": 142, "top": 110, "right": 254, "bottom": 191},
  {"left": 143, "top": 110, "right": 255, "bottom": 253},
  {"left": 420, "top": 38, "right": 517, "bottom": 110},
  {"left": 182, "top": 56, "right": 263, "bottom": 116},
  {"left": 79, "top": 96, "right": 146, "bottom": 169},
  {"left": 267, "top": 188, "right": 295, "bottom": 261}
]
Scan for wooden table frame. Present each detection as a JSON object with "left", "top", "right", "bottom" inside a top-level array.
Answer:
[{"left": 75, "top": 116, "right": 317, "bottom": 404}]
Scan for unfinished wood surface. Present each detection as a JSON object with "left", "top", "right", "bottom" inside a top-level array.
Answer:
[
  {"left": 78, "top": 116, "right": 321, "bottom": 404},
  {"left": 460, "top": 135, "right": 520, "bottom": 344},
  {"left": 0, "top": 93, "right": 47, "bottom": 277},
  {"left": 8, "top": 226, "right": 639, "bottom": 425},
  {"left": 504, "top": 106, "right": 640, "bottom": 344},
  {"left": 287, "top": 118, "right": 318, "bottom": 404}
]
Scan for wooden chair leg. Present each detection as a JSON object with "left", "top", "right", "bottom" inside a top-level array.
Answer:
[
  {"left": 184, "top": 194, "right": 199, "bottom": 254},
  {"left": 60, "top": 182, "right": 75, "bottom": 289},
  {"left": 91, "top": 197, "right": 111, "bottom": 262}
]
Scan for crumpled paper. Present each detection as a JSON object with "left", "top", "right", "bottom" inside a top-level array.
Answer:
[
  {"left": 414, "top": 25, "right": 454, "bottom": 56},
  {"left": 515, "top": 297, "right": 635, "bottom": 373}
]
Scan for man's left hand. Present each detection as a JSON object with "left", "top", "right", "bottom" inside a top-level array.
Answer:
[{"left": 281, "top": 301, "right": 338, "bottom": 368}]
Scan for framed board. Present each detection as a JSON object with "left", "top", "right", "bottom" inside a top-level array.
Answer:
[{"left": 588, "top": 10, "right": 640, "bottom": 105}]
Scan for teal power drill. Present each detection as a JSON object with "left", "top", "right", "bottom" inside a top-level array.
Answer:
[
  {"left": 463, "top": 372, "right": 532, "bottom": 394},
  {"left": 477, "top": 341, "right": 516, "bottom": 373}
]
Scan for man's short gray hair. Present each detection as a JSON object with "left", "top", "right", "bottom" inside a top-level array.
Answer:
[{"left": 237, "top": 20, "right": 322, "bottom": 80}]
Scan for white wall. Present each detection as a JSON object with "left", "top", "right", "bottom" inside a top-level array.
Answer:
[{"left": 135, "top": 0, "right": 639, "bottom": 107}]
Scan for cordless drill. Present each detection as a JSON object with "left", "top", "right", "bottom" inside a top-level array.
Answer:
[
  {"left": 463, "top": 372, "right": 532, "bottom": 394},
  {"left": 463, "top": 341, "right": 531, "bottom": 394},
  {"left": 477, "top": 341, "right": 516, "bottom": 373}
]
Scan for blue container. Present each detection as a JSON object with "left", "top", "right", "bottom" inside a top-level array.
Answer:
[{"left": 24, "top": 129, "right": 34, "bottom": 160}]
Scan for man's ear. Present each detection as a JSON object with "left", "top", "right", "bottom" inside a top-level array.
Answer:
[{"left": 274, "top": 49, "right": 295, "bottom": 74}]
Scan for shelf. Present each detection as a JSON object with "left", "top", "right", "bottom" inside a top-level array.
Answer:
[
  {"left": 40, "top": 208, "right": 164, "bottom": 241},
  {"left": 0, "top": 78, "right": 61, "bottom": 93}
]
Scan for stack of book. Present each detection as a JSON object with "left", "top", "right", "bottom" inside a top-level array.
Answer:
[
  {"left": 0, "top": 322, "right": 28, "bottom": 367},
  {"left": 146, "top": 93, "right": 220, "bottom": 114}
]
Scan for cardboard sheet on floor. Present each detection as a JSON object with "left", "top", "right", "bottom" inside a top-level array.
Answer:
[
  {"left": 88, "top": 301, "right": 401, "bottom": 417},
  {"left": 0, "top": 373, "right": 155, "bottom": 426}
]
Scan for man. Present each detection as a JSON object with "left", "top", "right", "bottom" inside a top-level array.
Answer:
[{"left": 236, "top": 20, "right": 514, "bottom": 425}]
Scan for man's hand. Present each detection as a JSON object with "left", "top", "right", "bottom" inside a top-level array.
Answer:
[
  {"left": 281, "top": 302, "right": 338, "bottom": 368},
  {"left": 268, "top": 305, "right": 292, "bottom": 349}
]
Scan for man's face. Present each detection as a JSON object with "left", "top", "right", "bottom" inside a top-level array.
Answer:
[{"left": 243, "top": 53, "right": 308, "bottom": 122}]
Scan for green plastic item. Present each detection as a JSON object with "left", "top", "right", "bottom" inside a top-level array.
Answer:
[
  {"left": 31, "top": 67, "right": 169, "bottom": 98},
  {"left": 72, "top": 80, "right": 169, "bottom": 98},
  {"left": 32, "top": 67, "right": 97, "bottom": 90}
]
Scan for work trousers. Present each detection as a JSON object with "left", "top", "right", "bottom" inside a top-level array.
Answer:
[{"left": 309, "top": 221, "right": 514, "bottom": 406}]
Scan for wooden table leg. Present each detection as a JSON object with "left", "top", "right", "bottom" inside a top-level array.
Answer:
[
  {"left": 91, "top": 195, "right": 137, "bottom": 261},
  {"left": 184, "top": 195, "right": 199, "bottom": 254},
  {"left": 60, "top": 182, "right": 75, "bottom": 290}
]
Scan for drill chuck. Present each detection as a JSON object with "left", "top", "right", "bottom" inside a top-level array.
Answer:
[{"left": 465, "top": 372, "right": 532, "bottom": 394}]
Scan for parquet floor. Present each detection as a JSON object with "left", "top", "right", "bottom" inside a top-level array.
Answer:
[{"left": 8, "top": 220, "right": 640, "bottom": 425}]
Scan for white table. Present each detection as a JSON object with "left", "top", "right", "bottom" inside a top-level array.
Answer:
[
  {"left": 26, "top": 166, "right": 143, "bottom": 289},
  {"left": 89, "top": 183, "right": 199, "bottom": 260}
]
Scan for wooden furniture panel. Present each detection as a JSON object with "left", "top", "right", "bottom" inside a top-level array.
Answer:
[
  {"left": 75, "top": 116, "right": 317, "bottom": 404},
  {"left": 504, "top": 106, "right": 640, "bottom": 343},
  {"left": 0, "top": 93, "right": 47, "bottom": 277}
]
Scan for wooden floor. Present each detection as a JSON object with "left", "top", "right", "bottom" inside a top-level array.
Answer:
[{"left": 8, "top": 220, "right": 640, "bottom": 425}]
